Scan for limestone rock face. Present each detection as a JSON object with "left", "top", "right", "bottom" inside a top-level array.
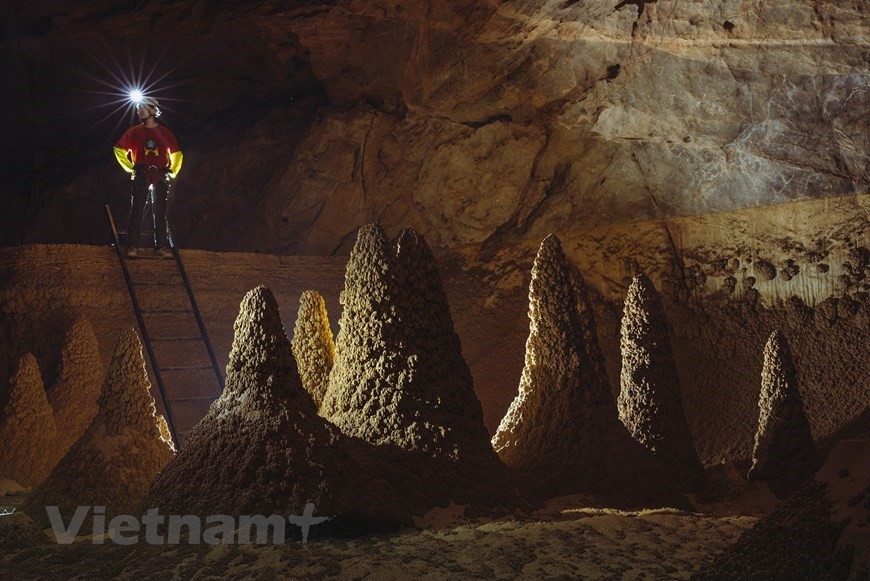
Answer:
[
  {"left": 0, "top": 354, "right": 58, "bottom": 487},
  {"left": 748, "top": 330, "right": 818, "bottom": 491},
  {"left": 618, "top": 274, "right": 703, "bottom": 490},
  {"left": 8, "top": 1, "right": 866, "bottom": 255},
  {"left": 146, "top": 285, "right": 411, "bottom": 530},
  {"left": 23, "top": 329, "right": 174, "bottom": 530},
  {"left": 291, "top": 290, "right": 335, "bottom": 409},
  {"left": 46, "top": 317, "right": 103, "bottom": 455},
  {"left": 493, "top": 235, "right": 686, "bottom": 507}
]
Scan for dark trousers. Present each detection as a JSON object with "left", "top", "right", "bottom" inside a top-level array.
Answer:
[{"left": 127, "top": 173, "right": 170, "bottom": 249}]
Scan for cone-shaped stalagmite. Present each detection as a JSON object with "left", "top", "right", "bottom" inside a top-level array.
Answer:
[
  {"left": 618, "top": 274, "right": 703, "bottom": 490},
  {"left": 493, "top": 235, "right": 686, "bottom": 507},
  {"left": 23, "top": 330, "right": 174, "bottom": 530},
  {"left": 748, "top": 330, "right": 817, "bottom": 492},
  {"left": 46, "top": 316, "right": 103, "bottom": 455},
  {"left": 291, "top": 290, "right": 335, "bottom": 409},
  {"left": 0, "top": 354, "right": 59, "bottom": 487},
  {"left": 146, "top": 285, "right": 410, "bottom": 531},
  {"left": 322, "top": 225, "right": 532, "bottom": 513}
]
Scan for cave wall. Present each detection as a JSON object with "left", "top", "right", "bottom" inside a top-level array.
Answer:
[{"left": 2, "top": 0, "right": 867, "bottom": 253}]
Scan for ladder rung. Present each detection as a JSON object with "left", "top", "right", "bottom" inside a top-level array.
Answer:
[
  {"left": 131, "top": 281, "right": 180, "bottom": 287},
  {"left": 169, "top": 396, "right": 218, "bottom": 403},
  {"left": 141, "top": 308, "right": 192, "bottom": 314},
  {"left": 159, "top": 365, "right": 214, "bottom": 371},
  {"left": 151, "top": 337, "right": 203, "bottom": 342}
]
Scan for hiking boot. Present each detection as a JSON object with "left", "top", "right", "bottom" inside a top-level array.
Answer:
[{"left": 156, "top": 248, "right": 173, "bottom": 258}]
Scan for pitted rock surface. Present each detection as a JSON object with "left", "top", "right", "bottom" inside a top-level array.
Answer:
[
  {"left": 748, "top": 330, "right": 818, "bottom": 493},
  {"left": 46, "top": 316, "right": 102, "bottom": 455},
  {"left": 146, "top": 285, "right": 411, "bottom": 531},
  {"left": 493, "top": 235, "right": 686, "bottom": 508},
  {"left": 0, "top": 354, "right": 59, "bottom": 487},
  {"left": 618, "top": 273, "right": 703, "bottom": 490},
  {"left": 23, "top": 329, "right": 174, "bottom": 531},
  {"left": 291, "top": 290, "right": 335, "bottom": 410}
]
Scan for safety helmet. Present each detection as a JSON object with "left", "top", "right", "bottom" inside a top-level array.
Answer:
[{"left": 137, "top": 96, "right": 162, "bottom": 117}]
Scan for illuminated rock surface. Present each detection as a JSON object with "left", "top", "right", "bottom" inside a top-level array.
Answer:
[
  {"left": 493, "top": 235, "right": 686, "bottom": 508},
  {"left": 45, "top": 316, "right": 102, "bottom": 456},
  {"left": 146, "top": 285, "right": 411, "bottom": 531},
  {"left": 0, "top": 354, "right": 58, "bottom": 487},
  {"left": 290, "top": 290, "right": 335, "bottom": 409},
  {"left": 618, "top": 273, "right": 703, "bottom": 490},
  {"left": 323, "top": 224, "right": 534, "bottom": 513},
  {"left": 748, "top": 330, "right": 818, "bottom": 493},
  {"left": 23, "top": 329, "right": 174, "bottom": 531}
]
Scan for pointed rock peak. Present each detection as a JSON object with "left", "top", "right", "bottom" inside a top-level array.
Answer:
[
  {"left": 537, "top": 233, "right": 565, "bottom": 262},
  {"left": 225, "top": 285, "right": 310, "bottom": 407},
  {"left": 627, "top": 272, "right": 656, "bottom": 301},
  {"left": 750, "top": 328, "right": 817, "bottom": 489},
  {"left": 291, "top": 289, "right": 335, "bottom": 409},
  {"left": 0, "top": 353, "right": 59, "bottom": 487},
  {"left": 395, "top": 227, "right": 433, "bottom": 263},
  {"left": 99, "top": 329, "right": 157, "bottom": 435},
  {"left": 765, "top": 329, "right": 789, "bottom": 358},
  {"left": 8, "top": 354, "right": 45, "bottom": 404},
  {"left": 351, "top": 223, "right": 392, "bottom": 266}
]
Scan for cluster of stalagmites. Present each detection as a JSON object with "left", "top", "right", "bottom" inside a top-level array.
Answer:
[
  {"left": 23, "top": 328, "right": 174, "bottom": 532},
  {"left": 0, "top": 317, "right": 105, "bottom": 488},
  {"left": 149, "top": 224, "right": 530, "bottom": 531},
  {"left": 3, "top": 226, "right": 828, "bottom": 538},
  {"left": 492, "top": 236, "right": 689, "bottom": 507}
]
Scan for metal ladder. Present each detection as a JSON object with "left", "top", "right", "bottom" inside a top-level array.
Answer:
[{"left": 105, "top": 205, "right": 225, "bottom": 447}]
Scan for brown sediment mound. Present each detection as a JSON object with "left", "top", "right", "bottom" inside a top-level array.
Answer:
[
  {"left": 0, "top": 354, "right": 59, "bottom": 487},
  {"left": 23, "top": 329, "right": 174, "bottom": 532},
  {"left": 46, "top": 316, "right": 103, "bottom": 456},
  {"left": 618, "top": 273, "right": 704, "bottom": 490},
  {"left": 696, "top": 434, "right": 870, "bottom": 580},
  {"left": 492, "top": 235, "right": 687, "bottom": 509},
  {"left": 322, "top": 224, "right": 534, "bottom": 514},
  {"left": 748, "top": 330, "right": 818, "bottom": 494},
  {"left": 145, "top": 285, "right": 411, "bottom": 533},
  {"left": 291, "top": 290, "right": 335, "bottom": 409}
]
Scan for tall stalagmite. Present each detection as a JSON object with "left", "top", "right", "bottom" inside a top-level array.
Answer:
[
  {"left": 0, "top": 354, "right": 59, "bottom": 487},
  {"left": 493, "top": 235, "right": 686, "bottom": 507},
  {"left": 146, "top": 285, "right": 410, "bottom": 531},
  {"left": 322, "top": 225, "right": 532, "bottom": 513},
  {"left": 748, "top": 330, "right": 818, "bottom": 492},
  {"left": 291, "top": 290, "right": 335, "bottom": 409},
  {"left": 46, "top": 316, "right": 103, "bottom": 455},
  {"left": 618, "top": 273, "right": 703, "bottom": 490},
  {"left": 23, "top": 329, "right": 174, "bottom": 530}
]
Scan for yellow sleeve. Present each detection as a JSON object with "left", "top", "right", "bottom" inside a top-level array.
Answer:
[
  {"left": 113, "top": 147, "right": 134, "bottom": 173},
  {"left": 168, "top": 151, "right": 183, "bottom": 178}
]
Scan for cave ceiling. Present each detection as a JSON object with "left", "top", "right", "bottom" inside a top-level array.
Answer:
[{"left": 1, "top": 0, "right": 867, "bottom": 254}]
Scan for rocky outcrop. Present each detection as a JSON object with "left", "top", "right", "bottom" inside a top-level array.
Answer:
[
  {"left": 23, "top": 329, "right": 174, "bottom": 531},
  {"left": 146, "top": 285, "right": 411, "bottom": 531},
  {"left": 291, "top": 290, "right": 335, "bottom": 409},
  {"left": 322, "top": 224, "right": 533, "bottom": 513},
  {"left": 618, "top": 273, "right": 703, "bottom": 490},
  {"left": 492, "top": 235, "right": 686, "bottom": 508},
  {"left": 46, "top": 316, "right": 102, "bottom": 455},
  {"left": 0, "top": 354, "right": 58, "bottom": 487},
  {"left": 748, "top": 330, "right": 818, "bottom": 493}
]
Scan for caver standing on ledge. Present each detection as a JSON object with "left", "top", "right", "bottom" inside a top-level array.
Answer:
[{"left": 113, "top": 97, "right": 183, "bottom": 258}]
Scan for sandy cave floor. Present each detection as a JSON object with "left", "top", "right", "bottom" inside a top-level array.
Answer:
[{"left": 0, "top": 493, "right": 761, "bottom": 580}]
